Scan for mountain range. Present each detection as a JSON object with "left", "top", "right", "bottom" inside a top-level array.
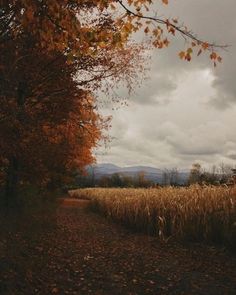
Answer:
[{"left": 86, "top": 163, "right": 190, "bottom": 185}]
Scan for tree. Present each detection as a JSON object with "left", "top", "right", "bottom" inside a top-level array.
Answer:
[
  {"left": 162, "top": 168, "right": 179, "bottom": 186},
  {"left": 188, "top": 163, "right": 202, "bottom": 185},
  {"left": 110, "top": 173, "right": 123, "bottom": 187},
  {"left": 219, "top": 163, "right": 233, "bottom": 184},
  {"left": 135, "top": 171, "right": 153, "bottom": 187},
  {"left": 0, "top": 35, "right": 105, "bottom": 203},
  {"left": 1, "top": 6, "right": 147, "bottom": 203},
  {"left": 169, "top": 168, "right": 179, "bottom": 186},
  {"left": 162, "top": 169, "right": 169, "bottom": 186}
]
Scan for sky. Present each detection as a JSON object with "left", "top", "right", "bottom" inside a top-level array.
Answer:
[{"left": 95, "top": 0, "right": 236, "bottom": 170}]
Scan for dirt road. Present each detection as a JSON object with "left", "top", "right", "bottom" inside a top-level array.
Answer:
[{"left": 0, "top": 199, "right": 235, "bottom": 295}]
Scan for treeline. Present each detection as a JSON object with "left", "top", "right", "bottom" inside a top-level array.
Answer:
[
  {"left": 76, "top": 172, "right": 157, "bottom": 188},
  {"left": 74, "top": 162, "right": 235, "bottom": 189},
  {"left": 162, "top": 163, "right": 235, "bottom": 186},
  {"left": 188, "top": 163, "right": 235, "bottom": 185}
]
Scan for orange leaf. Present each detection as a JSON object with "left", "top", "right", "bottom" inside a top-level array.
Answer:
[
  {"left": 178, "top": 51, "right": 185, "bottom": 60},
  {"left": 202, "top": 42, "right": 209, "bottom": 50},
  {"left": 210, "top": 52, "right": 217, "bottom": 60},
  {"left": 144, "top": 26, "right": 149, "bottom": 34},
  {"left": 185, "top": 53, "right": 191, "bottom": 61}
]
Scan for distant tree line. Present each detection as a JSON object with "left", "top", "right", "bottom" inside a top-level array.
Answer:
[
  {"left": 187, "top": 163, "right": 234, "bottom": 185},
  {"left": 161, "top": 168, "right": 180, "bottom": 186},
  {"left": 74, "top": 162, "right": 235, "bottom": 189},
  {"left": 76, "top": 171, "right": 156, "bottom": 188}
]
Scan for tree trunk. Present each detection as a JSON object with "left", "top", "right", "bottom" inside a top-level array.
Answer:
[
  {"left": 5, "top": 157, "right": 19, "bottom": 207},
  {"left": 3, "top": 82, "right": 26, "bottom": 207}
]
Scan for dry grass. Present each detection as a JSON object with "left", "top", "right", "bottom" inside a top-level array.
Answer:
[{"left": 73, "top": 185, "right": 236, "bottom": 247}]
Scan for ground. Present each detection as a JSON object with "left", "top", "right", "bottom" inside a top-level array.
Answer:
[{"left": 0, "top": 198, "right": 236, "bottom": 295}]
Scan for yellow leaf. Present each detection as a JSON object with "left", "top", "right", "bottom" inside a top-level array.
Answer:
[{"left": 187, "top": 48, "right": 193, "bottom": 54}]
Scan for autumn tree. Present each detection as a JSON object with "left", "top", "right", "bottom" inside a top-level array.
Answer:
[
  {"left": 0, "top": 35, "right": 106, "bottom": 204},
  {"left": 0, "top": 40, "right": 146, "bottom": 204}
]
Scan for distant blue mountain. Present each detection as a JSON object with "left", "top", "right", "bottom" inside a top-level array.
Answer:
[{"left": 87, "top": 163, "right": 189, "bottom": 185}]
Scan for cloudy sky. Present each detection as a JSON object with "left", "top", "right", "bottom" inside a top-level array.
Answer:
[{"left": 95, "top": 0, "right": 236, "bottom": 170}]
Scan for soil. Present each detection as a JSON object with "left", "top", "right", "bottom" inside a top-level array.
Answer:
[{"left": 0, "top": 198, "right": 235, "bottom": 295}]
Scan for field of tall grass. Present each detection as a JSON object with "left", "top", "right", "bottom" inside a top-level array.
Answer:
[{"left": 72, "top": 185, "right": 236, "bottom": 248}]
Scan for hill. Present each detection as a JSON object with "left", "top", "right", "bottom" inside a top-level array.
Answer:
[{"left": 86, "top": 163, "right": 189, "bottom": 185}]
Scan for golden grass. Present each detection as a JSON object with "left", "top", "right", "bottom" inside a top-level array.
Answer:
[{"left": 73, "top": 185, "right": 236, "bottom": 246}]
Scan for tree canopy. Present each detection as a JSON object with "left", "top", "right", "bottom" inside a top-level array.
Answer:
[
  {"left": 1, "top": 0, "right": 224, "bottom": 64},
  {"left": 0, "top": 34, "right": 106, "bottom": 199}
]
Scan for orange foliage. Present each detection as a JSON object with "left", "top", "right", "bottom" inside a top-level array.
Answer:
[
  {"left": 0, "top": 35, "right": 105, "bottom": 188},
  {"left": 0, "top": 0, "right": 225, "bottom": 65}
]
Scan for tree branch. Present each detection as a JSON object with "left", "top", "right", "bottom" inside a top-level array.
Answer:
[{"left": 117, "top": 0, "right": 227, "bottom": 50}]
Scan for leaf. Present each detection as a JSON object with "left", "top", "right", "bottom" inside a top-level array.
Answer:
[
  {"left": 168, "top": 27, "right": 175, "bottom": 35},
  {"left": 163, "top": 38, "right": 170, "bottom": 47},
  {"left": 52, "top": 287, "right": 59, "bottom": 293},
  {"left": 178, "top": 51, "right": 185, "bottom": 60},
  {"left": 185, "top": 53, "right": 191, "bottom": 61},
  {"left": 144, "top": 26, "right": 149, "bottom": 34},
  {"left": 187, "top": 48, "right": 193, "bottom": 54},
  {"left": 202, "top": 42, "right": 209, "bottom": 50},
  {"left": 210, "top": 52, "right": 217, "bottom": 60}
]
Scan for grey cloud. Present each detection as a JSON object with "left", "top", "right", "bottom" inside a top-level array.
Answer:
[
  {"left": 172, "top": 145, "right": 220, "bottom": 157},
  {"left": 208, "top": 94, "right": 236, "bottom": 110},
  {"left": 227, "top": 153, "right": 236, "bottom": 160},
  {"left": 132, "top": 74, "right": 177, "bottom": 105},
  {"left": 208, "top": 59, "right": 236, "bottom": 109},
  {"left": 96, "top": 0, "right": 236, "bottom": 169},
  {"left": 150, "top": 0, "right": 236, "bottom": 109}
]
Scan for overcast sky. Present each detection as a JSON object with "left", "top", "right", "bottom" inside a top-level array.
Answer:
[{"left": 95, "top": 0, "right": 236, "bottom": 170}]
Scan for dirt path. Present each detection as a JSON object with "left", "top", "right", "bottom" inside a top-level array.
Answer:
[{"left": 0, "top": 199, "right": 236, "bottom": 295}]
